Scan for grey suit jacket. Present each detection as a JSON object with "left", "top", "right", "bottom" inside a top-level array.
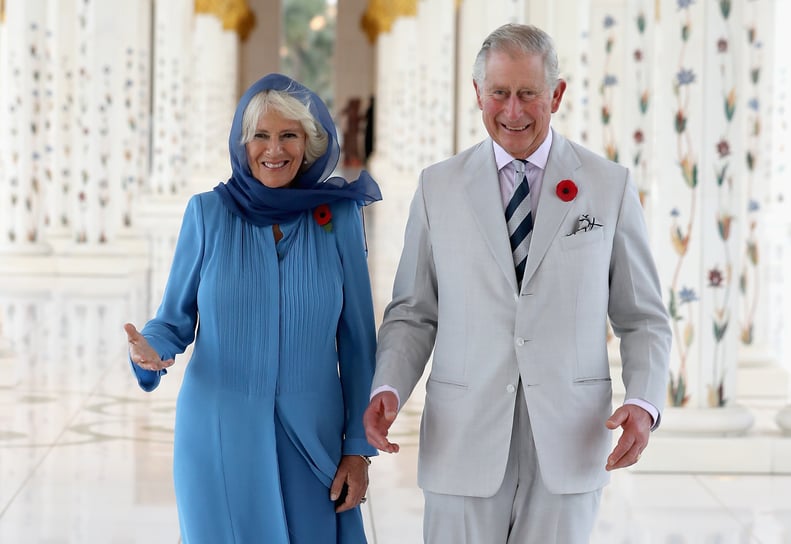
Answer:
[{"left": 373, "top": 130, "right": 671, "bottom": 496}]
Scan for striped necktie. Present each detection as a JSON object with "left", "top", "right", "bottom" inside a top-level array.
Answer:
[{"left": 505, "top": 159, "right": 533, "bottom": 284}]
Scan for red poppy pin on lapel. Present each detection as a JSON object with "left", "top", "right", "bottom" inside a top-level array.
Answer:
[
  {"left": 313, "top": 204, "right": 333, "bottom": 232},
  {"left": 556, "top": 180, "right": 578, "bottom": 202}
]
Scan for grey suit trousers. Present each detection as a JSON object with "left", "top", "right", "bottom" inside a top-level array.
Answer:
[{"left": 423, "top": 382, "right": 603, "bottom": 543}]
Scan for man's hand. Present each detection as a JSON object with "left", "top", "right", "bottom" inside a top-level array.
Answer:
[
  {"left": 363, "top": 391, "right": 400, "bottom": 453},
  {"left": 605, "top": 404, "right": 652, "bottom": 471}
]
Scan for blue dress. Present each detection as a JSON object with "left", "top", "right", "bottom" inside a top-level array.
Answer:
[{"left": 131, "top": 191, "right": 377, "bottom": 543}]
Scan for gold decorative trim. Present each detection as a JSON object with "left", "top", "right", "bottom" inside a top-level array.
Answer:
[
  {"left": 195, "top": 0, "right": 256, "bottom": 41},
  {"left": 360, "top": 0, "right": 418, "bottom": 43},
  {"left": 1, "top": 0, "right": 5, "bottom": 24}
]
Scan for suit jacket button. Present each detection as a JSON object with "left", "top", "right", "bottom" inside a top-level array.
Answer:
[
  {"left": 506, "top": 384, "right": 516, "bottom": 393},
  {"left": 516, "top": 337, "right": 525, "bottom": 346}
]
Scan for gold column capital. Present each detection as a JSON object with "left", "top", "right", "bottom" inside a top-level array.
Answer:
[
  {"left": 195, "top": 0, "right": 256, "bottom": 41},
  {"left": 360, "top": 0, "right": 418, "bottom": 43}
]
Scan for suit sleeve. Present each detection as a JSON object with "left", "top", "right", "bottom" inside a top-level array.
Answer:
[
  {"left": 334, "top": 200, "right": 378, "bottom": 457},
  {"left": 373, "top": 174, "right": 439, "bottom": 405},
  {"left": 131, "top": 195, "right": 205, "bottom": 392},
  {"left": 608, "top": 172, "right": 672, "bottom": 423}
]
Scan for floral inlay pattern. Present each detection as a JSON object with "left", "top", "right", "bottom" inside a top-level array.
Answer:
[
  {"left": 703, "top": 0, "right": 738, "bottom": 407},
  {"left": 667, "top": 0, "right": 698, "bottom": 408},
  {"left": 739, "top": 7, "right": 765, "bottom": 349},
  {"left": 632, "top": 7, "right": 651, "bottom": 205},
  {"left": 600, "top": 15, "right": 618, "bottom": 163}
]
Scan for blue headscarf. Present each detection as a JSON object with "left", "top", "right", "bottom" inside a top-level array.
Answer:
[{"left": 213, "top": 73, "right": 382, "bottom": 226}]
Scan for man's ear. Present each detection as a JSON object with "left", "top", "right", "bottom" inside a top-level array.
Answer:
[
  {"left": 473, "top": 80, "right": 484, "bottom": 110},
  {"left": 550, "top": 79, "right": 567, "bottom": 113}
]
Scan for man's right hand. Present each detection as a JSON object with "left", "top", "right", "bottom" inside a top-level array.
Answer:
[{"left": 363, "top": 391, "right": 400, "bottom": 453}]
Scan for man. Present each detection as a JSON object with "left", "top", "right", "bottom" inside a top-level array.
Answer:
[{"left": 363, "top": 23, "right": 672, "bottom": 543}]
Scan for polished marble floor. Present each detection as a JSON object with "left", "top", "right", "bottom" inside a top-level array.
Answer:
[{"left": 1, "top": 266, "right": 791, "bottom": 543}]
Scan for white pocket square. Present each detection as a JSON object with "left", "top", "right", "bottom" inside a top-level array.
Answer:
[{"left": 567, "top": 214, "right": 603, "bottom": 236}]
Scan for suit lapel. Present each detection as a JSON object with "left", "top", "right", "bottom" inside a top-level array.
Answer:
[
  {"left": 463, "top": 140, "right": 519, "bottom": 292},
  {"left": 521, "top": 132, "right": 580, "bottom": 288}
]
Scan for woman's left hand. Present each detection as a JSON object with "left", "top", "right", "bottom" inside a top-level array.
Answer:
[{"left": 330, "top": 455, "right": 370, "bottom": 513}]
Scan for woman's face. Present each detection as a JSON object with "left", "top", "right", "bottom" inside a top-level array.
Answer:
[{"left": 246, "top": 109, "right": 307, "bottom": 188}]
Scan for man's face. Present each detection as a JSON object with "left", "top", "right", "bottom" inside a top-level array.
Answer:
[{"left": 474, "top": 49, "right": 566, "bottom": 159}]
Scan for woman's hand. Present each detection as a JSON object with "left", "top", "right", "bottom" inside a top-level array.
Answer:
[
  {"left": 330, "top": 455, "right": 370, "bottom": 513},
  {"left": 123, "top": 323, "right": 175, "bottom": 372}
]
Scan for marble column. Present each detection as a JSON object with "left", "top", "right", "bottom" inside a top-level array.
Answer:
[
  {"left": 664, "top": 0, "right": 761, "bottom": 430},
  {"left": 415, "top": 0, "right": 455, "bottom": 168},
  {"left": 117, "top": 0, "right": 154, "bottom": 236},
  {"left": 149, "top": 0, "right": 193, "bottom": 197},
  {"left": 0, "top": 0, "right": 49, "bottom": 253},
  {"left": 189, "top": 14, "right": 238, "bottom": 191},
  {"left": 771, "top": 0, "right": 791, "bottom": 435},
  {"left": 735, "top": 0, "right": 789, "bottom": 403},
  {"left": 42, "top": 0, "right": 76, "bottom": 242},
  {"left": 365, "top": 5, "right": 420, "bottom": 317}
]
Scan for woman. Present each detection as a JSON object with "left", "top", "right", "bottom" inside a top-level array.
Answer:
[{"left": 124, "top": 74, "right": 382, "bottom": 543}]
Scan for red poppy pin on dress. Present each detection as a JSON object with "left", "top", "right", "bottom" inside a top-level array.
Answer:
[
  {"left": 313, "top": 204, "right": 333, "bottom": 232},
  {"left": 556, "top": 180, "right": 578, "bottom": 202}
]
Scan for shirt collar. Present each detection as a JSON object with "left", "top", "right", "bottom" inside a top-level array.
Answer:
[{"left": 493, "top": 128, "right": 553, "bottom": 172}]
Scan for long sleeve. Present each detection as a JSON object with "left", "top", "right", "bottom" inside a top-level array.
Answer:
[
  {"left": 131, "top": 195, "right": 206, "bottom": 391},
  {"left": 608, "top": 172, "right": 672, "bottom": 423},
  {"left": 334, "top": 201, "right": 378, "bottom": 457},
  {"left": 373, "top": 175, "right": 439, "bottom": 403}
]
